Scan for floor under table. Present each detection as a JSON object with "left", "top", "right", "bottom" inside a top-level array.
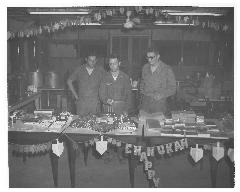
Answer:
[{"left": 8, "top": 143, "right": 233, "bottom": 188}]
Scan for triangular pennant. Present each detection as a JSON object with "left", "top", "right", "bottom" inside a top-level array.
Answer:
[
  {"left": 212, "top": 142, "right": 224, "bottom": 161},
  {"left": 19, "top": 145, "right": 24, "bottom": 153},
  {"left": 227, "top": 148, "right": 234, "bottom": 162},
  {"left": 190, "top": 144, "right": 203, "bottom": 163},
  {"left": 29, "top": 145, "right": 34, "bottom": 154},
  {"left": 89, "top": 139, "right": 95, "bottom": 146},
  {"left": 84, "top": 142, "right": 89, "bottom": 147},
  {"left": 52, "top": 139, "right": 64, "bottom": 157},
  {"left": 47, "top": 142, "right": 52, "bottom": 150},
  {"left": 38, "top": 144, "right": 43, "bottom": 152},
  {"left": 107, "top": 138, "right": 113, "bottom": 143},
  {"left": 35, "top": 145, "right": 40, "bottom": 153},
  {"left": 96, "top": 136, "right": 108, "bottom": 155},
  {"left": 116, "top": 141, "right": 121, "bottom": 147},
  {"left": 72, "top": 141, "right": 78, "bottom": 150},
  {"left": 203, "top": 144, "right": 211, "bottom": 151},
  {"left": 112, "top": 139, "right": 117, "bottom": 145}
]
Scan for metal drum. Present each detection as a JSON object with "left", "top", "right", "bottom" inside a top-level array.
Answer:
[
  {"left": 44, "top": 71, "right": 62, "bottom": 88},
  {"left": 28, "top": 71, "right": 43, "bottom": 88}
]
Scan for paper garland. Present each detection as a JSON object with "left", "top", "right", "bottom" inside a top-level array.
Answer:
[
  {"left": 10, "top": 135, "right": 231, "bottom": 164},
  {"left": 11, "top": 141, "right": 52, "bottom": 154},
  {"left": 10, "top": 134, "right": 233, "bottom": 188},
  {"left": 81, "top": 137, "right": 229, "bottom": 164},
  {"left": 8, "top": 7, "right": 232, "bottom": 39}
]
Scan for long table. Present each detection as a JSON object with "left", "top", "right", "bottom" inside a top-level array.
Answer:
[
  {"left": 8, "top": 93, "right": 41, "bottom": 113},
  {"left": 8, "top": 122, "right": 234, "bottom": 188}
]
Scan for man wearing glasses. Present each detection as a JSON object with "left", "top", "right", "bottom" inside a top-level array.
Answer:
[
  {"left": 140, "top": 47, "right": 176, "bottom": 114},
  {"left": 99, "top": 54, "right": 131, "bottom": 115},
  {"left": 67, "top": 53, "right": 104, "bottom": 115}
]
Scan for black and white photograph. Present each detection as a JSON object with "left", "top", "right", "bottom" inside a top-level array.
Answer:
[{"left": 2, "top": 0, "right": 238, "bottom": 189}]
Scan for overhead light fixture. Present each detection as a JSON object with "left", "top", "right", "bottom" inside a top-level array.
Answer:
[
  {"left": 29, "top": 11, "right": 90, "bottom": 15},
  {"left": 28, "top": 8, "right": 90, "bottom": 15},
  {"left": 82, "top": 23, "right": 101, "bottom": 26},
  {"left": 154, "top": 21, "right": 194, "bottom": 26},
  {"left": 167, "top": 12, "right": 223, "bottom": 16}
]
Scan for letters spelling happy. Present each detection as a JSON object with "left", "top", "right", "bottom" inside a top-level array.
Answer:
[{"left": 124, "top": 138, "right": 188, "bottom": 187}]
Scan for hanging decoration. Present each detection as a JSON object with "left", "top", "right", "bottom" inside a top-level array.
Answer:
[
  {"left": 10, "top": 128, "right": 233, "bottom": 188},
  {"left": 11, "top": 141, "right": 52, "bottom": 154},
  {"left": 227, "top": 148, "right": 234, "bottom": 162},
  {"left": 222, "top": 24, "right": 229, "bottom": 32},
  {"left": 123, "top": 10, "right": 141, "bottom": 29},
  {"left": 67, "top": 135, "right": 230, "bottom": 167},
  {"left": 7, "top": 7, "right": 232, "bottom": 39},
  {"left": 190, "top": 144, "right": 203, "bottom": 163},
  {"left": 212, "top": 142, "right": 224, "bottom": 161},
  {"left": 96, "top": 135, "right": 108, "bottom": 155},
  {"left": 119, "top": 7, "right": 125, "bottom": 15},
  {"left": 135, "top": 6, "right": 141, "bottom": 13},
  {"left": 52, "top": 139, "right": 64, "bottom": 157},
  {"left": 123, "top": 10, "right": 133, "bottom": 29}
]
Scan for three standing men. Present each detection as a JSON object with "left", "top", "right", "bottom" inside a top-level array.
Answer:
[{"left": 68, "top": 47, "right": 176, "bottom": 115}]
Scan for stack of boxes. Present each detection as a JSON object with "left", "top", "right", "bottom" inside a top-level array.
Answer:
[
  {"left": 171, "top": 111, "right": 197, "bottom": 135},
  {"left": 196, "top": 115, "right": 204, "bottom": 124},
  {"left": 179, "top": 111, "right": 196, "bottom": 124},
  {"left": 171, "top": 111, "right": 196, "bottom": 124}
]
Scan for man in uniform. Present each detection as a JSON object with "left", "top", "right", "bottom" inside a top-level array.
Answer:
[
  {"left": 99, "top": 54, "right": 132, "bottom": 114},
  {"left": 140, "top": 47, "right": 176, "bottom": 114},
  {"left": 67, "top": 53, "right": 104, "bottom": 116}
]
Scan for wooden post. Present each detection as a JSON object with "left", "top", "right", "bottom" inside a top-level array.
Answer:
[
  {"left": 7, "top": 41, "right": 12, "bottom": 74},
  {"left": 23, "top": 40, "right": 29, "bottom": 72}
]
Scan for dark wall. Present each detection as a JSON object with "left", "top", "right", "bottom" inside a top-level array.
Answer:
[{"left": 7, "top": 28, "right": 234, "bottom": 101}]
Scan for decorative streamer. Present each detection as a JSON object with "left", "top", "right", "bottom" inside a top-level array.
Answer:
[
  {"left": 7, "top": 8, "right": 231, "bottom": 39},
  {"left": 10, "top": 133, "right": 232, "bottom": 188}
]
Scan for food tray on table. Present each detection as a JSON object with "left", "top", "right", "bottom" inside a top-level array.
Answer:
[
  {"left": 65, "top": 113, "right": 139, "bottom": 135},
  {"left": 9, "top": 117, "right": 72, "bottom": 133},
  {"left": 9, "top": 119, "right": 50, "bottom": 132}
]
